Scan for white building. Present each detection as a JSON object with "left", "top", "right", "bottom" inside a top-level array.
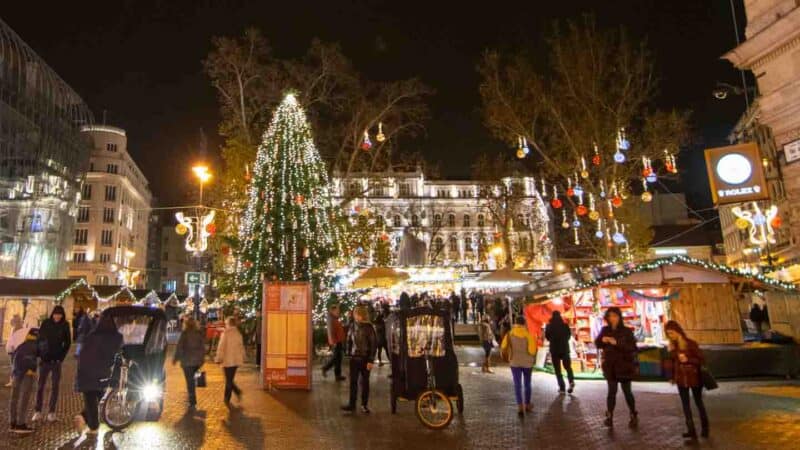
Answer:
[
  {"left": 67, "top": 125, "right": 152, "bottom": 287},
  {"left": 332, "top": 171, "right": 553, "bottom": 270}
]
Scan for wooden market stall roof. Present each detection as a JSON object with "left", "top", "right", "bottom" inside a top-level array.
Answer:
[
  {"left": 0, "top": 278, "right": 94, "bottom": 300},
  {"left": 539, "top": 255, "right": 798, "bottom": 299},
  {"left": 93, "top": 285, "right": 136, "bottom": 303}
]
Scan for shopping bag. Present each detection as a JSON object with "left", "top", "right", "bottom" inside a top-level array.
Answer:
[
  {"left": 700, "top": 366, "right": 718, "bottom": 391},
  {"left": 195, "top": 370, "right": 207, "bottom": 388}
]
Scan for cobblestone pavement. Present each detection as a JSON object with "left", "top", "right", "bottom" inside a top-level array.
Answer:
[{"left": 0, "top": 346, "right": 798, "bottom": 450}]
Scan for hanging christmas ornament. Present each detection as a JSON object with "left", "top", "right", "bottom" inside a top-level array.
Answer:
[
  {"left": 243, "top": 260, "right": 253, "bottom": 269},
  {"left": 642, "top": 157, "right": 653, "bottom": 177},
  {"left": 641, "top": 178, "right": 652, "bottom": 203},
  {"left": 617, "top": 127, "right": 630, "bottom": 151},
  {"left": 664, "top": 149, "right": 678, "bottom": 174},
  {"left": 221, "top": 245, "right": 230, "bottom": 256},
  {"left": 595, "top": 218, "right": 604, "bottom": 238},
  {"left": 517, "top": 148, "right": 526, "bottom": 159},
  {"left": 551, "top": 185, "right": 562, "bottom": 208},
  {"left": 541, "top": 178, "right": 548, "bottom": 197},
  {"left": 573, "top": 177, "right": 584, "bottom": 197},
  {"left": 574, "top": 228, "right": 581, "bottom": 245},
  {"left": 589, "top": 210, "right": 600, "bottom": 221},
  {"left": 599, "top": 180, "right": 607, "bottom": 199},
  {"left": 646, "top": 172, "right": 658, "bottom": 183},
  {"left": 376, "top": 122, "right": 386, "bottom": 142},
  {"left": 561, "top": 210, "right": 569, "bottom": 229},
  {"left": 361, "top": 130, "right": 372, "bottom": 150},
  {"left": 607, "top": 199, "right": 615, "bottom": 219},
  {"left": 205, "top": 223, "right": 216, "bottom": 235},
  {"left": 522, "top": 136, "right": 530, "bottom": 155},
  {"left": 380, "top": 233, "right": 389, "bottom": 241},
  {"left": 175, "top": 223, "right": 188, "bottom": 235},
  {"left": 613, "top": 150, "right": 626, "bottom": 163},
  {"left": 572, "top": 211, "right": 581, "bottom": 228},
  {"left": 580, "top": 156, "right": 589, "bottom": 179},
  {"left": 294, "top": 194, "right": 305, "bottom": 205},
  {"left": 566, "top": 177, "right": 574, "bottom": 197},
  {"left": 612, "top": 232, "right": 627, "bottom": 244},
  {"left": 592, "top": 143, "right": 601, "bottom": 166},
  {"left": 612, "top": 196, "right": 623, "bottom": 208},
  {"left": 302, "top": 247, "right": 310, "bottom": 258},
  {"left": 771, "top": 216, "right": 782, "bottom": 229},
  {"left": 576, "top": 205, "right": 588, "bottom": 216}
]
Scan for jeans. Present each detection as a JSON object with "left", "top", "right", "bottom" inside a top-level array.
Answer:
[
  {"left": 181, "top": 365, "right": 199, "bottom": 406},
  {"left": 678, "top": 386, "right": 709, "bottom": 432},
  {"left": 81, "top": 390, "right": 102, "bottom": 431},
  {"left": 35, "top": 360, "right": 62, "bottom": 413},
  {"left": 322, "top": 343, "right": 343, "bottom": 377},
  {"left": 551, "top": 353, "right": 575, "bottom": 391},
  {"left": 348, "top": 357, "right": 370, "bottom": 408},
  {"left": 10, "top": 375, "right": 34, "bottom": 425},
  {"left": 606, "top": 378, "right": 636, "bottom": 413},
  {"left": 376, "top": 342, "right": 389, "bottom": 364},
  {"left": 510, "top": 367, "right": 532, "bottom": 405},
  {"left": 223, "top": 366, "right": 241, "bottom": 402}
]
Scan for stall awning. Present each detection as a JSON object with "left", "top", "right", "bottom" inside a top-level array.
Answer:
[
  {"left": 351, "top": 267, "right": 410, "bottom": 289},
  {"left": 472, "top": 267, "right": 532, "bottom": 287}
]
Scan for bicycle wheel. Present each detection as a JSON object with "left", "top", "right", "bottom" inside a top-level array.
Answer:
[
  {"left": 415, "top": 390, "right": 453, "bottom": 430},
  {"left": 101, "top": 389, "right": 139, "bottom": 431},
  {"left": 455, "top": 383, "right": 464, "bottom": 414}
]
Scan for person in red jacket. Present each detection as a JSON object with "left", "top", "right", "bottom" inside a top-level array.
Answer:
[
  {"left": 665, "top": 320, "right": 709, "bottom": 440},
  {"left": 322, "top": 304, "right": 346, "bottom": 381}
]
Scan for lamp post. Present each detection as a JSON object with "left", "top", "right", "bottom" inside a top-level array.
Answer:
[{"left": 178, "top": 164, "right": 214, "bottom": 320}]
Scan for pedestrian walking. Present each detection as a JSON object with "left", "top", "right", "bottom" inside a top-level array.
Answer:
[
  {"left": 173, "top": 317, "right": 206, "bottom": 409},
  {"left": 476, "top": 294, "right": 485, "bottom": 322},
  {"left": 5, "top": 314, "right": 23, "bottom": 387},
  {"left": 72, "top": 307, "right": 85, "bottom": 341},
  {"left": 545, "top": 311, "right": 575, "bottom": 394},
  {"left": 74, "top": 314, "right": 122, "bottom": 436},
  {"left": 501, "top": 316, "right": 537, "bottom": 417},
  {"left": 477, "top": 316, "right": 495, "bottom": 373},
  {"left": 461, "top": 295, "right": 468, "bottom": 325},
  {"left": 594, "top": 307, "right": 638, "bottom": 428},
  {"left": 665, "top": 320, "right": 709, "bottom": 440},
  {"left": 8, "top": 326, "right": 37, "bottom": 434},
  {"left": 749, "top": 303, "right": 764, "bottom": 334},
  {"left": 322, "top": 304, "right": 347, "bottom": 381},
  {"left": 341, "top": 306, "right": 377, "bottom": 414},
  {"left": 254, "top": 310, "right": 262, "bottom": 367},
  {"left": 215, "top": 317, "right": 245, "bottom": 405},
  {"left": 451, "top": 292, "right": 460, "bottom": 323},
  {"left": 74, "top": 310, "right": 93, "bottom": 358},
  {"left": 33, "top": 305, "right": 71, "bottom": 422},
  {"left": 374, "top": 305, "right": 390, "bottom": 367}
]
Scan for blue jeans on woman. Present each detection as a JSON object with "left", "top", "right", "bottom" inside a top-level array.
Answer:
[{"left": 511, "top": 367, "right": 532, "bottom": 405}]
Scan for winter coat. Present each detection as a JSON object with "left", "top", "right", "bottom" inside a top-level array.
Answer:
[
  {"left": 12, "top": 332, "right": 38, "bottom": 379},
  {"left": 174, "top": 328, "right": 206, "bottom": 368},
  {"left": 594, "top": 325, "right": 638, "bottom": 380},
  {"left": 6, "top": 326, "right": 31, "bottom": 355},
  {"left": 501, "top": 324, "right": 537, "bottom": 368},
  {"left": 215, "top": 325, "right": 245, "bottom": 367},
  {"left": 374, "top": 314, "right": 387, "bottom": 346},
  {"left": 327, "top": 313, "right": 346, "bottom": 346},
  {"left": 75, "top": 314, "right": 93, "bottom": 345},
  {"left": 667, "top": 339, "right": 703, "bottom": 388},
  {"left": 347, "top": 321, "right": 377, "bottom": 361},
  {"left": 77, "top": 319, "right": 123, "bottom": 392},
  {"left": 37, "top": 307, "right": 72, "bottom": 362},
  {"left": 477, "top": 321, "right": 494, "bottom": 343},
  {"left": 545, "top": 318, "right": 572, "bottom": 357}
]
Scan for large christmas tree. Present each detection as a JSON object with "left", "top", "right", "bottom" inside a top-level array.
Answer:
[{"left": 236, "top": 93, "right": 340, "bottom": 311}]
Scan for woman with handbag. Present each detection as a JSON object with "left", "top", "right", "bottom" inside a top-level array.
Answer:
[
  {"left": 215, "top": 317, "right": 246, "bottom": 405},
  {"left": 594, "top": 307, "right": 638, "bottom": 428},
  {"left": 665, "top": 320, "right": 709, "bottom": 440},
  {"left": 173, "top": 317, "right": 206, "bottom": 409},
  {"left": 477, "top": 316, "right": 495, "bottom": 374},
  {"left": 500, "top": 316, "right": 537, "bottom": 417}
]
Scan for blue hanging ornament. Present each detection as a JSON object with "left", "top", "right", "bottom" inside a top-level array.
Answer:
[
  {"left": 617, "top": 128, "right": 630, "bottom": 151},
  {"left": 595, "top": 230, "right": 604, "bottom": 239},
  {"left": 646, "top": 172, "right": 657, "bottom": 183},
  {"left": 612, "top": 232, "right": 626, "bottom": 244},
  {"left": 573, "top": 185, "right": 584, "bottom": 197},
  {"left": 614, "top": 150, "right": 626, "bottom": 163}
]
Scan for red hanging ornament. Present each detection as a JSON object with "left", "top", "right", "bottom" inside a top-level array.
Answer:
[
  {"left": 592, "top": 154, "right": 601, "bottom": 166},
  {"left": 221, "top": 245, "right": 230, "bottom": 255},
  {"left": 294, "top": 194, "right": 305, "bottom": 205},
  {"left": 243, "top": 260, "right": 253, "bottom": 268},
  {"left": 642, "top": 167, "right": 653, "bottom": 177},
  {"left": 551, "top": 198, "right": 563, "bottom": 209},
  {"left": 205, "top": 223, "right": 216, "bottom": 235},
  {"left": 606, "top": 241, "right": 614, "bottom": 248},
  {"left": 566, "top": 188, "right": 575, "bottom": 197},
  {"left": 576, "top": 205, "right": 588, "bottom": 216},
  {"left": 612, "top": 196, "right": 623, "bottom": 208},
  {"left": 771, "top": 216, "right": 783, "bottom": 229},
  {"left": 380, "top": 233, "right": 389, "bottom": 242}
]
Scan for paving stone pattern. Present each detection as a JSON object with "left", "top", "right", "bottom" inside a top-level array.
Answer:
[{"left": 0, "top": 346, "right": 798, "bottom": 449}]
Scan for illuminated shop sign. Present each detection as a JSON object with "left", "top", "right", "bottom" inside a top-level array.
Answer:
[{"left": 704, "top": 143, "right": 768, "bottom": 205}]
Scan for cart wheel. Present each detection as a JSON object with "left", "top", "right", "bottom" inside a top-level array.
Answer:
[
  {"left": 456, "top": 384, "right": 464, "bottom": 415},
  {"left": 390, "top": 382, "right": 397, "bottom": 414},
  {"left": 415, "top": 390, "right": 453, "bottom": 430}
]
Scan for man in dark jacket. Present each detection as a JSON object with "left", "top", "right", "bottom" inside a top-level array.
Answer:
[
  {"left": 322, "top": 305, "right": 347, "bottom": 381},
  {"left": 451, "top": 292, "right": 460, "bottom": 323},
  {"left": 341, "top": 306, "right": 377, "bottom": 414},
  {"left": 34, "top": 305, "right": 71, "bottom": 422},
  {"left": 76, "top": 313, "right": 122, "bottom": 434},
  {"left": 173, "top": 317, "right": 206, "bottom": 408},
  {"left": 545, "top": 311, "right": 575, "bottom": 394}
]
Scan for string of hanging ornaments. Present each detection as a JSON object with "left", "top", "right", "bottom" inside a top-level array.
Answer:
[
  {"left": 361, "top": 121, "right": 387, "bottom": 151},
  {"left": 515, "top": 127, "right": 682, "bottom": 254}
]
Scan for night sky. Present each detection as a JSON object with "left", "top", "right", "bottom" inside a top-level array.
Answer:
[{"left": 1, "top": 0, "right": 749, "bottom": 213}]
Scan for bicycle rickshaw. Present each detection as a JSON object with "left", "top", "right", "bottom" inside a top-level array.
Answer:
[
  {"left": 387, "top": 306, "right": 463, "bottom": 429},
  {"left": 99, "top": 306, "right": 168, "bottom": 430}
]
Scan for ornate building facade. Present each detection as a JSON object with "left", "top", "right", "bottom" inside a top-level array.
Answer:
[
  {"left": 0, "top": 18, "right": 93, "bottom": 278},
  {"left": 67, "top": 125, "right": 152, "bottom": 287},
  {"left": 332, "top": 171, "right": 553, "bottom": 270}
]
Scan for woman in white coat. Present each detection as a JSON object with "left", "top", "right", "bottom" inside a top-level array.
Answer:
[{"left": 215, "top": 317, "right": 245, "bottom": 405}]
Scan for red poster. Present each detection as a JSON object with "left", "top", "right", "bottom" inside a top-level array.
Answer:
[{"left": 261, "top": 281, "right": 312, "bottom": 390}]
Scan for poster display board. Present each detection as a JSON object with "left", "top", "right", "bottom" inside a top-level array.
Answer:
[{"left": 262, "top": 281, "right": 312, "bottom": 390}]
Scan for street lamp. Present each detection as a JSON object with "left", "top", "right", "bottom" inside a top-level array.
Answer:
[
  {"left": 179, "top": 164, "right": 215, "bottom": 319},
  {"left": 192, "top": 165, "right": 211, "bottom": 206}
]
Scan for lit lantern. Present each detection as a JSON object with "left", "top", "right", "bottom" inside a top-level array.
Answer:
[{"left": 175, "top": 223, "right": 188, "bottom": 235}]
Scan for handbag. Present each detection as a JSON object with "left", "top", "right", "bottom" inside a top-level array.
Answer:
[
  {"left": 700, "top": 366, "right": 718, "bottom": 391},
  {"left": 195, "top": 370, "right": 207, "bottom": 388}
]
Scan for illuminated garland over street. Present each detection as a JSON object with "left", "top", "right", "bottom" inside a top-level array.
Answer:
[
  {"left": 236, "top": 93, "right": 342, "bottom": 312},
  {"left": 545, "top": 254, "right": 797, "bottom": 299}
]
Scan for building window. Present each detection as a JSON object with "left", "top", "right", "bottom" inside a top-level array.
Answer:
[
  {"left": 95, "top": 275, "right": 109, "bottom": 285},
  {"left": 465, "top": 237, "right": 473, "bottom": 251},
  {"left": 107, "top": 143, "right": 118, "bottom": 152},
  {"left": 101, "top": 230, "right": 113, "bottom": 246},
  {"left": 399, "top": 184, "right": 410, "bottom": 197},
  {"left": 433, "top": 237, "right": 444, "bottom": 254},
  {"left": 74, "top": 229, "right": 88, "bottom": 245},
  {"left": 73, "top": 252, "right": 86, "bottom": 263},
  {"left": 478, "top": 214, "right": 485, "bottom": 227},
  {"left": 103, "top": 208, "right": 115, "bottom": 223},
  {"left": 516, "top": 214, "right": 524, "bottom": 228},
  {"left": 162, "top": 267, "right": 168, "bottom": 276},
  {"left": 99, "top": 253, "right": 110, "bottom": 263},
  {"left": 520, "top": 236, "right": 529, "bottom": 251},
  {"left": 447, "top": 214, "right": 456, "bottom": 227},
  {"left": 449, "top": 235, "right": 458, "bottom": 252},
  {"left": 89, "top": 163, "right": 94, "bottom": 172},
  {"left": 463, "top": 214, "right": 470, "bottom": 227},
  {"left": 163, "top": 251, "right": 169, "bottom": 261},
  {"left": 411, "top": 214, "right": 420, "bottom": 227},
  {"left": 433, "top": 214, "right": 442, "bottom": 227},
  {"left": 393, "top": 215, "right": 401, "bottom": 228},
  {"left": 105, "top": 185, "right": 117, "bottom": 201},
  {"left": 82, "top": 183, "right": 92, "bottom": 200},
  {"left": 77, "top": 207, "right": 90, "bottom": 223},
  {"left": 107, "top": 164, "right": 118, "bottom": 174}
]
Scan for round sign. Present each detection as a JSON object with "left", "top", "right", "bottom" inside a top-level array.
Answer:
[{"left": 716, "top": 153, "right": 752, "bottom": 185}]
